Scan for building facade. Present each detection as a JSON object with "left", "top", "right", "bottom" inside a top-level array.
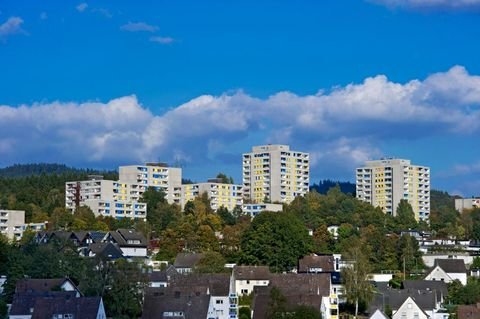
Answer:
[
  {"left": 455, "top": 198, "right": 480, "bottom": 212},
  {"left": 242, "top": 145, "right": 309, "bottom": 204},
  {"left": 119, "top": 163, "right": 182, "bottom": 205},
  {"left": 356, "top": 158, "right": 430, "bottom": 221},
  {"left": 181, "top": 179, "right": 243, "bottom": 211},
  {"left": 65, "top": 175, "right": 147, "bottom": 219},
  {"left": 0, "top": 210, "right": 46, "bottom": 240},
  {"left": 242, "top": 203, "right": 283, "bottom": 218}
]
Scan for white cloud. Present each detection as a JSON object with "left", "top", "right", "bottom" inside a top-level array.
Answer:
[
  {"left": 121, "top": 22, "right": 159, "bottom": 33},
  {"left": 1, "top": 66, "right": 480, "bottom": 183},
  {"left": 76, "top": 3, "right": 88, "bottom": 12},
  {"left": 150, "top": 36, "right": 175, "bottom": 44},
  {"left": 370, "top": 0, "right": 480, "bottom": 10},
  {"left": 92, "top": 8, "right": 112, "bottom": 18},
  {"left": 0, "top": 17, "right": 27, "bottom": 39}
]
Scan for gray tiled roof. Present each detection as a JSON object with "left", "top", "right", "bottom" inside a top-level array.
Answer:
[
  {"left": 173, "top": 253, "right": 204, "bottom": 268},
  {"left": 434, "top": 259, "right": 467, "bottom": 273},
  {"left": 142, "top": 290, "right": 210, "bottom": 319},
  {"left": 298, "top": 255, "right": 335, "bottom": 273},
  {"left": 233, "top": 265, "right": 271, "bottom": 280},
  {"left": 32, "top": 296, "right": 102, "bottom": 319}
]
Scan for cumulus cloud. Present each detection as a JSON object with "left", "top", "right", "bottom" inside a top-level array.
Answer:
[
  {"left": 149, "top": 36, "right": 175, "bottom": 44},
  {"left": 76, "top": 3, "right": 88, "bottom": 12},
  {"left": 1, "top": 66, "right": 480, "bottom": 182},
  {"left": 370, "top": 0, "right": 480, "bottom": 10},
  {"left": 121, "top": 22, "right": 159, "bottom": 33},
  {"left": 0, "top": 17, "right": 27, "bottom": 40}
]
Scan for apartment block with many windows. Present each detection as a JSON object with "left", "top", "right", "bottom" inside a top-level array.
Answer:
[
  {"left": 181, "top": 178, "right": 243, "bottom": 211},
  {"left": 119, "top": 163, "right": 182, "bottom": 205},
  {"left": 242, "top": 145, "right": 309, "bottom": 204},
  {"left": 0, "top": 209, "right": 46, "bottom": 240},
  {"left": 356, "top": 158, "right": 430, "bottom": 221},
  {"left": 65, "top": 175, "right": 147, "bottom": 219}
]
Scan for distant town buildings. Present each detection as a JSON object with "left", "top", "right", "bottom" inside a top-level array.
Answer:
[
  {"left": 0, "top": 209, "right": 46, "bottom": 240},
  {"left": 119, "top": 163, "right": 182, "bottom": 205},
  {"left": 455, "top": 197, "right": 480, "bottom": 212},
  {"left": 181, "top": 178, "right": 243, "bottom": 211},
  {"left": 242, "top": 203, "right": 283, "bottom": 218},
  {"left": 356, "top": 158, "right": 430, "bottom": 221},
  {"left": 242, "top": 144, "right": 310, "bottom": 204},
  {"left": 64, "top": 146, "right": 311, "bottom": 219},
  {"left": 65, "top": 175, "right": 147, "bottom": 219}
]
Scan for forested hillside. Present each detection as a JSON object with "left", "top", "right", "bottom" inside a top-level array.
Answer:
[
  {"left": 310, "top": 180, "right": 356, "bottom": 195},
  {"left": 0, "top": 164, "right": 118, "bottom": 222},
  {"left": 0, "top": 163, "right": 117, "bottom": 178}
]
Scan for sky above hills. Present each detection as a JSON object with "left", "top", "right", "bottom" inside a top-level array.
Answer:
[{"left": 1, "top": 0, "right": 480, "bottom": 195}]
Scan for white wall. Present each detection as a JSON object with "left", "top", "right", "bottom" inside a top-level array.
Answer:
[
  {"left": 235, "top": 279, "right": 269, "bottom": 296},
  {"left": 392, "top": 298, "right": 428, "bottom": 319},
  {"left": 121, "top": 247, "right": 147, "bottom": 258}
]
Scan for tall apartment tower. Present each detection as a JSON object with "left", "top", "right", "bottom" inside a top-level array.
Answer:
[
  {"left": 242, "top": 145, "right": 309, "bottom": 204},
  {"left": 181, "top": 178, "right": 243, "bottom": 212},
  {"left": 356, "top": 158, "right": 430, "bottom": 221},
  {"left": 119, "top": 163, "right": 182, "bottom": 205},
  {"left": 65, "top": 175, "right": 147, "bottom": 219}
]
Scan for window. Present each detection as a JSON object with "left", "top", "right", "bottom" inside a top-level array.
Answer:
[{"left": 216, "top": 299, "right": 224, "bottom": 304}]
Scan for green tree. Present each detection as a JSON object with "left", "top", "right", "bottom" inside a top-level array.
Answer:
[
  {"left": 217, "top": 206, "right": 236, "bottom": 226},
  {"left": 395, "top": 200, "right": 418, "bottom": 230},
  {"left": 50, "top": 207, "right": 74, "bottom": 230},
  {"left": 103, "top": 259, "right": 147, "bottom": 318},
  {"left": 342, "top": 242, "right": 374, "bottom": 317},
  {"left": 196, "top": 251, "right": 227, "bottom": 273},
  {"left": 240, "top": 211, "right": 313, "bottom": 272},
  {"left": 216, "top": 172, "right": 234, "bottom": 184},
  {"left": 312, "top": 224, "right": 334, "bottom": 254},
  {"left": 396, "top": 234, "right": 423, "bottom": 274}
]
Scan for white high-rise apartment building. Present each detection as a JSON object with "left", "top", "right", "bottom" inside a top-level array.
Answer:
[
  {"left": 242, "top": 145, "right": 309, "bottom": 204},
  {"left": 356, "top": 158, "right": 430, "bottom": 221},
  {"left": 455, "top": 198, "right": 480, "bottom": 212},
  {"left": 65, "top": 175, "right": 147, "bottom": 219},
  {"left": 181, "top": 178, "right": 243, "bottom": 211},
  {"left": 0, "top": 210, "right": 46, "bottom": 240},
  {"left": 119, "top": 163, "right": 182, "bottom": 205}
]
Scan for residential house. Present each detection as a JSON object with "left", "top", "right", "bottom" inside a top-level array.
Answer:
[
  {"left": 251, "top": 273, "right": 331, "bottom": 319},
  {"left": 392, "top": 296, "right": 429, "bottom": 319},
  {"left": 298, "top": 254, "right": 344, "bottom": 305},
  {"left": 167, "top": 273, "right": 238, "bottom": 319},
  {"left": 32, "top": 296, "right": 106, "bottom": 319},
  {"left": 103, "top": 229, "right": 147, "bottom": 258},
  {"left": 148, "top": 271, "right": 168, "bottom": 288},
  {"left": 15, "top": 278, "right": 81, "bottom": 297},
  {"left": 424, "top": 259, "right": 467, "bottom": 285},
  {"left": 369, "top": 309, "right": 389, "bottom": 319},
  {"left": 402, "top": 280, "right": 448, "bottom": 303},
  {"left": 9, "top": 278, "right": 105, "bottom": 319},
  {"left": 142, "top": 289, "right": 211, "bottom": 319},
  {"left": 173, "top": 253, "right": 204, "bottom": 274},
  {"left": 142, "top": 272, "right": 238, "bottom": 319},
  {"left": 298, "top": 255, "right": 335, "bottom": 273},
  {"left": 233, "top": 266, "right": 271, "bottom": 296},
  {"left": 83, "top": 242, "right": 124, "bottom": 259}
]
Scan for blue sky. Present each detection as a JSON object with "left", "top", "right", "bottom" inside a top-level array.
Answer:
[{"left": 1, "top": 0, "right": 480, "bottom": 195}]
